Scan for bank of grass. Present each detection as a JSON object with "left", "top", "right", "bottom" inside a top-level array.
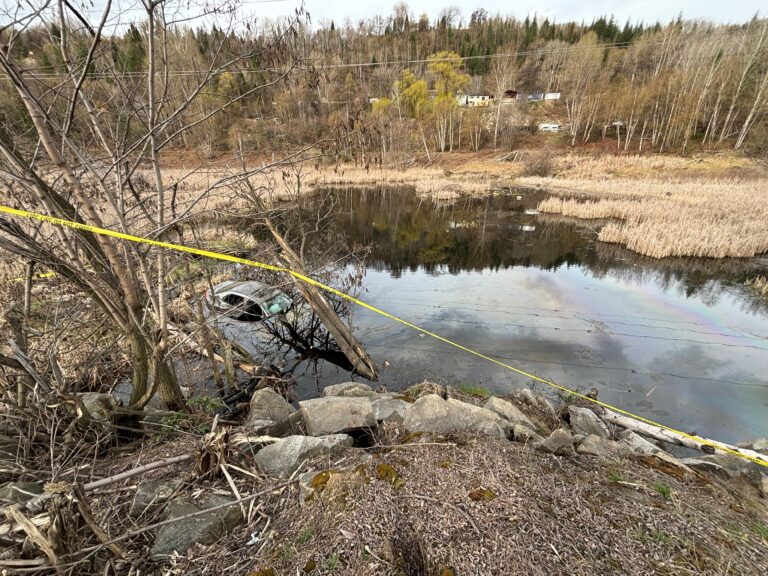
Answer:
[
  {"left": 111, "top": 150, "right": 768, "bottom": 259},
  {"left": 157, "top": 164, "right": 496, "bottom": 218},
  {"left": 531, "top": 176, "right": 768, "bottom": 258}
]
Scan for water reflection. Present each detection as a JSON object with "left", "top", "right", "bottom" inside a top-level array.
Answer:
[
  {"left": 333, "top": 187, "right": 767, "bottom": 308},
  {"left": 310, "top": 187, "right": 768, "bottom": 443}
]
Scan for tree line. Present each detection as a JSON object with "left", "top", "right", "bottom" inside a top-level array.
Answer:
[{"left": 2, "top": 5, "right": 767, "bottom": 161}]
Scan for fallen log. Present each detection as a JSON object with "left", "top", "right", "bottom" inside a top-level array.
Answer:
[
  {"left": 265, "top": 220, "right": 378, "bottom": 381},
  {"left": 602, "top": 407, "right": 768, "bottom": 467},
  {"left": 83, "top": 454, "right": 192, "bottom": 492}
]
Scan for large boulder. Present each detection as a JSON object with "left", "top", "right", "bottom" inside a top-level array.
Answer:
[
  {"left": 535, "top": 428, "right": 575, "bottom": 456},
  {"left": 322, "top": 382, "right": 378, "bottom": 398},
  {"left": 680, "top": 458, "right": 730, "bottom": 480},
  {"left": 402, "top": 395, "right": 508, "bottom": 438},
  {"left": 512, "top": 424, "right": 543, "bottom": 444},
  {"left": 77, "top": 392, "right": 117, "bottom": 422},
  {"left": 130, "top": 478, "right": 183, "bottom": 518},
  {"left": 568, "top": 406, "right": 610, "bottom": 439},
  {"left": 617, "top": 430, "right": 660, "bottom": 455},
  {"left": 151, "top": 495, "right": 243, "bottom": 558},
  {"left": 483, "top": 397, "right": 538, "bottom": 432},
  {"left": 254, "top": 434, "right": 353, "bottom": 478},
  {"left": 736, "top": 438, "right": 768, "bottom": 453},
  {"left": 299, "top": 397, "right": 376, "bottom": 436},
  {"left": 696, "top": 453, "right": 767, "bottom": 493},
  {"left": 246, "top": 388, "right": 301, "bottom": 437},
  {"left": 576, "top": 434, "right": 626, "bottom": 458},
  {"left": 247, "top": 388, "right": 295, "bottom": 425},
  {"left": 518, "top": 388, "right": 537, "bottom": 406},
  {"left": 371, "top": 398, "right": 410, "bottom": 423}
]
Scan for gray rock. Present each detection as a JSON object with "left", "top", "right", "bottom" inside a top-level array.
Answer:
[
  {"left": 518, "top": 388, "right": 537, "bottom": 406},
  {"left": 475, "top": 420, "right": 509, "bottom": 438},
  {"left": 483, "top": 397, "right": 537, "bottom": 431},
  {"left": 680, "top": 458, "right": 730, "bottom": 480},
  {"left": 402, "top": 395, "right": 509, "bottom": 438},
  {"left": 753, "top": 438, "right": 768, "bottom": 452},
  {"left": 245, "top": 410, "right": 303, "bottom": 438},
  {"left": 0, "top": 481, "right": 43, "bottom": 504},
  {"left": 254, "top": 435, "right": 353, "bottom": 478},
  {"left": 573, "top": 434, "right": 586, "bottom": 445},
  {"left": 536, "top": 395, "right": 557, "bottom": 417},
  {"left": 512, "top": 424, "right": 543, "bottom": 444},
  {"left": 371, "top": 398, "right": 410, "bottom": 423},
  {"left": 151, "top": 495, "right": 243, "bottom": 558},
  {"left": 618, "top": 430, "right": 660, "bottom": 455},
  {"left": 322, "top": 382, "right": 378, "bottom": 398},
  {"left": 698, "top": 454, "right": 766, "bottom": 489},
  {"left": 299, "top": 471, "right": 318, "bottom": 502},
  {"left": 299, "top": 397, "right": 376, "bottom": 436},
  {"left": 247, "top": 388, "right": 295, "bottom": 426},
  {"left": 535, "top": 428, "right": 575, "bottom": 456},
  {"left": 568, "top": 406, "right": 610, "bottom": 439},
  {"left": 130, "top": 478, "right": 182, "bottom": 518},
  {"left": 77, "top": 392, "right": 117, "bottom": 421},
  {"left": 736, "top": 438, "right": 768, "bottom": 453},
  {"left": 577, "top": 434, "right": 625, "bottom": 458}
]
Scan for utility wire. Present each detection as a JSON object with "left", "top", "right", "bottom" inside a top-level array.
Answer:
[{"left": 6, "top": 21, "right": 763, "bottom": 77}]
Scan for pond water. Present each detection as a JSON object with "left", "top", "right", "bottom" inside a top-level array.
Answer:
[{"left": 282, "top": 187, "right": 768, "bottom": 445}]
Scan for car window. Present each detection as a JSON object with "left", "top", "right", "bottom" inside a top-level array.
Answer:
[
  {"left": 263, "top": 293, "right": 292, "bottom": 314},
  {"left": 240, "top": 300, "right": 264, "bottom": 321},
  {"left": 222, "top": 294, "right": 245, "bottom": 307}
]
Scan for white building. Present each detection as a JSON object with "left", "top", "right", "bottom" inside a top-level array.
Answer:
[{"left": 456, "top": 94, "right": 494, "bottom": 108}]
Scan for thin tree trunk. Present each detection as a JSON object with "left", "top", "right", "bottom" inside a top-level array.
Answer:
[{"left": 265, "top": 221, "right": 378, "bottom": 381}]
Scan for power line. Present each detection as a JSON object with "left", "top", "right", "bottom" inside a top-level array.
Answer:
[{"left": 8, "top": 42, "right": 763, "bottom": 82}]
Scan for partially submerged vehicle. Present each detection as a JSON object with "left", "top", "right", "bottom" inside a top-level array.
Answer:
[{"left": 205, "top": 280, "right": 293, "bottom": 322}]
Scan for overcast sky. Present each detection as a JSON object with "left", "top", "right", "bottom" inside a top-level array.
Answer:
[{"left": 269, "top": 0, "right": 762, "bottom": 26}]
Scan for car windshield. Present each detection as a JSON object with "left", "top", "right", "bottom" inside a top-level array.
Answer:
[{"left": 262, "top": 293, "right": 292, "bottom": 315}]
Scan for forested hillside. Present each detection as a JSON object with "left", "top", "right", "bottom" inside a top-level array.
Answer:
[{"left": 2, "top": 4, "right": 767, "bottom": 161}]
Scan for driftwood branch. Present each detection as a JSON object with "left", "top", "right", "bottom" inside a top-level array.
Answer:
[
  {"left": 602, "top": 408, "right": 768, "bottom": 466},
  {"left": 83, "top": 454, "right": 192, "bottom": 492},
  {"left": 3, "top": 507, "right": 58, "bottom": 565},
  {"left": 265, "top": 219, "right": 378, "bottom": 380}
]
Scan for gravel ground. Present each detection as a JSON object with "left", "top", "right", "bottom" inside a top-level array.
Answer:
[{"left": 146, "top": 429, "right": 768, "bottom": 576}]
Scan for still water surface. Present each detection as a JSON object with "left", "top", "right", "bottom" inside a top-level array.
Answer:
[
  {"left": 227, "top": 187, "right": 768, "bottom": 444},
  {"left": 325, "top": 188, "right": 767, "bottom": 443}
]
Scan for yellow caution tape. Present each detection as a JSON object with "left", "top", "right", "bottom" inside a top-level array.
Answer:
[
  {"left": 11, "top": 271, "right": 56, "bottom": 282},
  {"left": 1, "top": 204, "right": 766, "bottom": 469}
]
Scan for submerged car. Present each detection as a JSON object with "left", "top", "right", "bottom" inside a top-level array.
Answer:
[{"left": 205, "top": 280, "right": 293, "bottom": 322}]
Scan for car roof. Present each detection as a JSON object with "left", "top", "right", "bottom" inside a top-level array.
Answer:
[{"left": 214, "top": 280, "right": 284, "bottom": 302}]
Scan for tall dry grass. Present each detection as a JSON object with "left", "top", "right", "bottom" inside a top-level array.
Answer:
[
  {"left": 154, "top": 164, "right": 495, "bottom": 217},
  {"left": 531, "top": 176, "right": 768, "bottom": 258}
]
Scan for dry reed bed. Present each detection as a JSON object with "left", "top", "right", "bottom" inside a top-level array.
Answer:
[
  {"left": 157, "top": 164, "right": 495, "bottom": 218},
  {"left": 528, "top": 177, "right": 768, "bottom": 258}
]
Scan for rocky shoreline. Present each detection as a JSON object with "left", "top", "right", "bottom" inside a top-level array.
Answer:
[{"left": 2, "top": 381, "right": 767, "bottom": 574}]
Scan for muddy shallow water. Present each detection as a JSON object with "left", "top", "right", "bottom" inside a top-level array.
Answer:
[{"left": 223, "top": 187, "right": 768, "bottom": 444}]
